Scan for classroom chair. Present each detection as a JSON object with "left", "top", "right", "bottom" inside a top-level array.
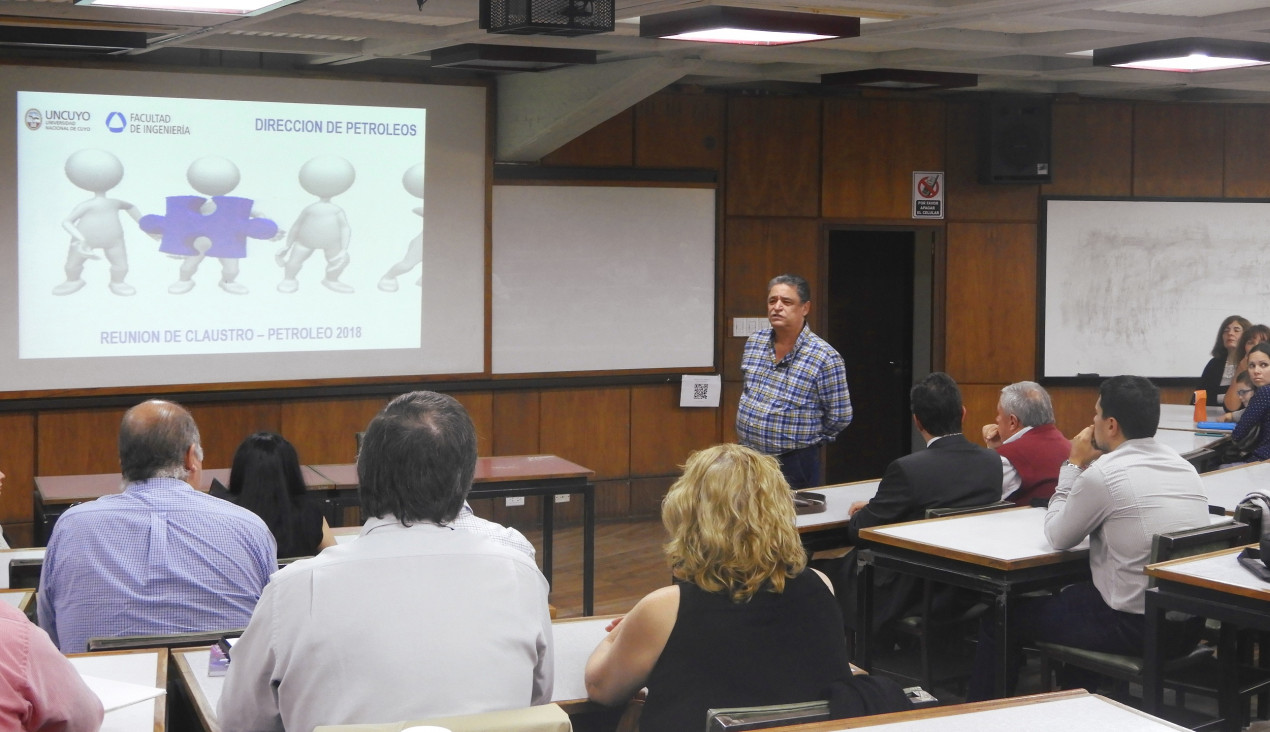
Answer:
[
  {"left": 310, "top": 702, "right": 571, "bottom": 732},
  {"left": 1034, "top": 521, "right": 1255, "bottom": 729},
  {"left": 889, "top": 500, "right": 1016, "bottom": 690}
]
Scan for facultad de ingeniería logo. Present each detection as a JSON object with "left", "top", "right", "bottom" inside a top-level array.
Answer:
[
  {"left": 106, "top": 111, "right": 127, "bottom": 133},
  {"left": 23, "top": 108, "right": 41, "bottom": 131}
]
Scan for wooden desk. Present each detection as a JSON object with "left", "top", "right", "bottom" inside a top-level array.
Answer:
[
  {"left": 172, "top": 614, "right": 621, "bottom": 732},
  {"left": 33, "top": 466, "right": 335, "bottom": 545},
  {"left": 797, "top": 480, "right": 880, "bottom": 551},
  {"left": 1199, "top": 460, "right": 1270, "bottom": 513},
  {"left": 310, "top": 455, "right": 597, "bottom": 615},
  {"left": 856, "top": 507, "right": 1092, "bottom": 698},
  {"left": 1158, "top": 403, "right": 1225, "bottom": 432},
  {"left": 1153, "top": 428, "right": 1229, "bottom": 471},
  {"left": 69, "top": 648, "right": 167, "bottom": 732},
  {"left": 774, "top": 690, "right": 1186, "bottom": 731},
  {"left": 1143, "top": 545, "right": 1270, "bottom": 732}
]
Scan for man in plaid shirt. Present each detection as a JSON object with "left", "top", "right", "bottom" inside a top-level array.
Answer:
[{"left": 737, "top": 274, "right": 852, "bottom": 489}]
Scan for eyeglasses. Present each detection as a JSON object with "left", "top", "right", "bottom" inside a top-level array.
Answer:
[{"left": 1238, "top": 388, "right": 1254, "bottom": 398}]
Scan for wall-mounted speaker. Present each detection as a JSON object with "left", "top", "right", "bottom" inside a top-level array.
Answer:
[{"left": 978, "top": 97, "right": 1052, "bottom": 184}]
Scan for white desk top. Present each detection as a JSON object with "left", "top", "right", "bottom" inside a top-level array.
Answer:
[
  {"left": 1153, "top": 428, "right": 1227, "bottom": 459},
  {"left": 863, "top": 507, "right": 1088, "bottom": 565},
  {"left": 0, "top": 588, "right": 33, "bottom": 611},
  {"left": 1158, "top": 403, "right": 1225, "bottom": 432},
  {"left": 1149, "top": 547, "right": 1270, "bottom": 598},
  {"left": 797, "top": 480, "right": 880, "bottom": 531},
  {"left": 0, "top": 547, "right": 46, "bottom": 589},
  {"left": 69, "top": 649, "right": 165, "bottom": 732},
  {"left": 811, "top": 692, "right": 1185, "bottom": 731},
  {"left": 1201, "top": 460, "right": 1270, "bottom": 512}
]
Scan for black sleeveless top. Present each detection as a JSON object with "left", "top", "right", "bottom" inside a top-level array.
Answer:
[{"left": 639, "top": 571, "right": 852, "bottom": 732}]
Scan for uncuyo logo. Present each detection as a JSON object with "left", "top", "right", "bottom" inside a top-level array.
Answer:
[
  {"left": 23, "top": 108, "right": 41, "bottom": 131},
  {"left": 106, "top": 111, "right": 127, "bottom": 133}
]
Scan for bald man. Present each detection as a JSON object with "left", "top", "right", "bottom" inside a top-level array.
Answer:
[{"left": 39, "top": 400, "right": 276, "bottom": 653}]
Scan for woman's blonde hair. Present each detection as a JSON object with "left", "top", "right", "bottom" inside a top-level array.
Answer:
[{"left": 662, "top": 444, "right": 807, "bottom": 603}]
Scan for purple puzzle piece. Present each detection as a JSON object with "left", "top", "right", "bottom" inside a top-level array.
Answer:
[{"left": 141, "top": 195, "right": 278, "bottom": 259}]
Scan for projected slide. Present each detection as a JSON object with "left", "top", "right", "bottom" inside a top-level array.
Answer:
[{"left": 17, "top": 92, "right": 425, "bottom": 359}]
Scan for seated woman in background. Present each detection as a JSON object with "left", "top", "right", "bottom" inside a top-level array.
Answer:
[
  {"left": 585, "top": 444, "right": 902, "bottom": 732},
  {"left": 227, "top": 432, "right": 335, "bottom": 558},
  {"left": 1231, "top": 343, "right": 1270, "bottom": 464},
  {"left": 1200, "top": 315, "right": 1250, "bottom": 402},
  {"left": 1224, "top": 324, "right": 1270, "bottom": 412}
]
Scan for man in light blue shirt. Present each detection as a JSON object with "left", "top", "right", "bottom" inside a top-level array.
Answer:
[{"left": 38, "top": 399, "right": 276, "bottom": 653}]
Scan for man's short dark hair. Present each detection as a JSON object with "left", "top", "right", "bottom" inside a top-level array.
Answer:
[
  {"left": 768, "top": 274, "right": 811, "bottom": 304},
  {"left": 910, "top": 372, "right": 963, "bottom": 436},
  {"left": 357, "top": 391, "right": 477, "bottom": 525},
  {"left": 119, "top": 400, "right": 201, "bottom": 483},
  {"left": 1099, "top": 375, "right": 1160, "bottom": 440}
]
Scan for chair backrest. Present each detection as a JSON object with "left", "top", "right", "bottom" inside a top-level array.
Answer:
[
  {"left": 1235, "top": 501, "right": 1263, "bottom": 537},
  {"left": 925, "top": 500, "right": 1015, "bottom": 520},
  {"left": 85, "top": 628, "right": 243, "bottom": 652},
  {"left": 1151, "top": 521, "right": 1251, "bottom": 567},
  {"left": 8, "top": 558, "right": 42, "bottom": 590},
  {"left": 705, "top": 700, "right": 831, "bottom": 732}
]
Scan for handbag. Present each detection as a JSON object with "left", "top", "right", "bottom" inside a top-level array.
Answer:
[{"left": 1218, "top": 423, "right": 1261, "bottom": 464}]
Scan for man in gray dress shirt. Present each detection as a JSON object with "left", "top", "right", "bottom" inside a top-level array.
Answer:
[
  {"left": 967, "top": 375, "right": 1210, "bottom": 700},
  {"left": 219, "top": 391, "right": 553, "bottom": 732}
]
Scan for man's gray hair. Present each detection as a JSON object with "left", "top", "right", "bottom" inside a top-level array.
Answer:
[
  {"left": 767, "top": 274, "right": 811, "bottom": 304},
  {"left": 999, "top": 381, "right": 1055, "bottom": 428}
]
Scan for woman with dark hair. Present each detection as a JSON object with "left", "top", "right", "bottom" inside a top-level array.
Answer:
[
  {"left": 1199, "top": 315, "right": 1250, "bottom": 402},
  {"left": 1223, "top": 323, "right": 1270, "bottom": 412},
  {"left": 1231, "top": 343, "right": 1270, "bottom": 464},
  {"left": 227, "top": 432, "right": 335, "bottom": 558}
]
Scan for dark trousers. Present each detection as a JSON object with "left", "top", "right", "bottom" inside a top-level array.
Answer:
[
  {"left": 778, "top": 445, "right": 821, "bottom": 489},
  {"left": 966, "top": 582, "right": 1153, "bottom": 701}
]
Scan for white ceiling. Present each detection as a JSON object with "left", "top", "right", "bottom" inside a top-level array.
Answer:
[{"left": 11, "top": 0, "right": 1270, "bottom": 103}]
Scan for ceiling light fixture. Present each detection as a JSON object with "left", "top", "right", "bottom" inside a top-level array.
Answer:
[
  {"left": 641, "top": 6, "right": 859, "bottom": 47},
  {"left": 430, "top": 44, "right": 597, "bottom": 72},
  {"left": 0, "top": 25, "right": 147, "bottom": 50},
  {"left": 822, "top": 68, "right": 977, "bottom": 90},
  {"left": 73, "top": 0, "right": 301, "bottom": 15},
  {"left": 1093, "top": 37, "right": 1270, "bottom": 73}
]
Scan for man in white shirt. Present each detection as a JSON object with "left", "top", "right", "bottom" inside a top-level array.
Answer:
[
  {"left": 967, "top": 375, "right": 1210, "bottom": 700},
  {"left": 219, "top": 391, "right": 554, "bottom": 732}
]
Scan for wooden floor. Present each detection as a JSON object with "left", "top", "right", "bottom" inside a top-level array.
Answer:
[{"left": 522, "top": 518, "right": 669, "bottom": 618}]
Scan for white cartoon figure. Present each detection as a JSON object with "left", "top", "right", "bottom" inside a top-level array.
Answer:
[
  {"left": 378, "top": 163, "right": 424, "bottom": 293},
  {"left": 144, "top": 156, "right": 281, "bottom": 295},
  {"left": 53, "top": 149, "right": 142, "bottom": 296},
  {"left": 276, "top": 156, "right": 356, "bottom": 294}
]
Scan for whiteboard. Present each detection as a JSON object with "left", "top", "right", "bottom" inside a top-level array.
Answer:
[
  {"left": 492, "top": 184, "right": 716, "bottom": 374},
  {"left": 1042, "top": 198, "right": 1270, "bottom": 381}
]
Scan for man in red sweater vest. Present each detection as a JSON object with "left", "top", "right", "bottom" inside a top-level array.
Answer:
[{"left": 981, "top": 381, "right": 1071, "bottom": 505}]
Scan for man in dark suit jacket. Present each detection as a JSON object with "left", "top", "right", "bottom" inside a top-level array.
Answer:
[{"left": 841, "top": 372, "right": 1003, "bottom": 630}]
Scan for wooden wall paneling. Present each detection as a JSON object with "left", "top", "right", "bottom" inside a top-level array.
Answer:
[
  {"left": 944, "top": 223, "right": 1037, "bottom": 383},
  {"left": 944, "top": 101, "right": 1039, "bottom": 223},
  {"left": 186, "top": 402, "right": 281, "bottom": 469},
  {"left": 540, "top": 108, "right": 635, "bottom": 167},
  {"left": 280, "top": 397, "right": 386, "bottom": 465},
  {"left": 493, "top": 390, "right": 541, "bottom": 456},
  {"left": 722, "top": 381, "right": 742, "bottom": 444},
  {"left": 721, "top": 218, "right": 823, "bottom": 379},
  {"left": 634, "top": 91, "right": 725, "bottom": 170},
  {"left": 1132, "top": 104, "right": 1224, "bottom": 198},
  {"left": 822, "top": 99, "right": 945, "bottom": 220},
  {"left": 630, "top": 476, "right": 675, "bottom": 518},
  {"left": 629, "top": 384, "right": 720, "bottom": 477},
  {"left": 1224, "top": 106, "right": 1270, "bottom": 198},
  {"left": 450, "top": 391, "right": 494, "bottom": 457},
  {"left": 959, "top": 383, "right": 1005, "bottom": 448},
  {"left": 725, "top": 96, "right": 822, "bottom": 217},
  {"left": 1042, "top": 100, "right": 1133, "bottom": 197},
  {"left": 1048, "top": 386, "right": 1099, "bottom": 438},
  {"left": 539, "top": 386, "right": 631, "bottom": 479},
  {"left": 1159, "top": 387, "right": 1195, "bottom": 406},
  {"left": 595, "top": 479, "right": 630, "bottom": 521},
  {"left": 37, "top": 408, "right": 127, "bottom": 476},
  {"left": 0, "top": 412, "right": 35, "bottom": 533}
]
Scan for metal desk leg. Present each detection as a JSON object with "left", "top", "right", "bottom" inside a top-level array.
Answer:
[
  {"left": 1143, "top": 589, "right": 1164, "bottom": 716},
  {"left": 583, "top": 484, "right": 595, "bottom": 616},
  {"left": 995, "top": 590, "right": 1011, "bottom": 699},
  {"left": 855, "top": 550, "right": 874, "bottom": 672},
  {"left": 1220, "top": 622, "right": 1241, "bottom": 732},
  {"left": 541, "top": 492, "right": 555, "bottom": 587}
]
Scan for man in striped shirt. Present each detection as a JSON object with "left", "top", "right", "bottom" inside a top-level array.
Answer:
[{"left": 737, "top": 274, "right": 852, "bottom": 489}]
